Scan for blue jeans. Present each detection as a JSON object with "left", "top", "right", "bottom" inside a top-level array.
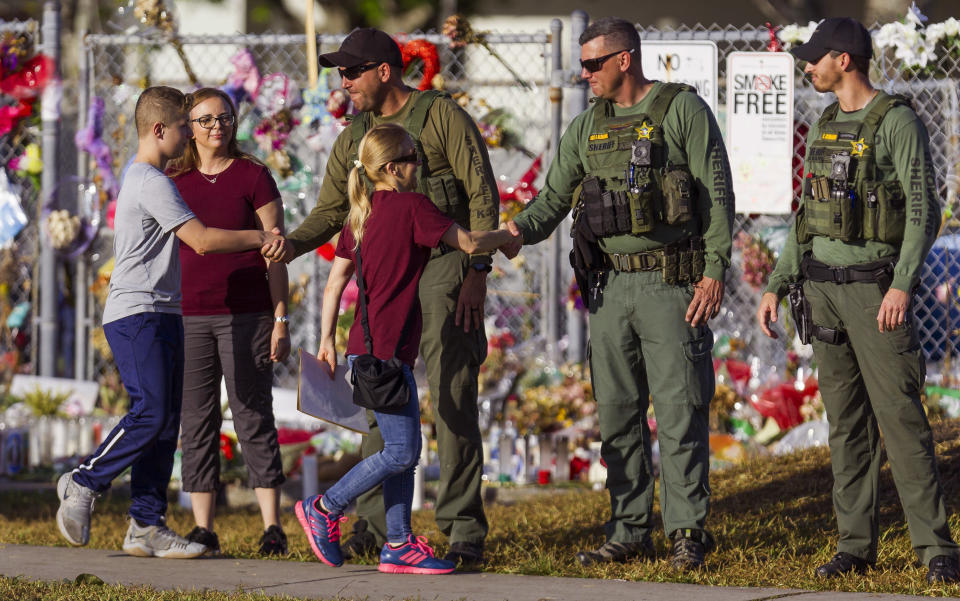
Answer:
[
  {"left": 73, "top": 312, "right": 184, "bottom": 525},
  {"left": 322, "top": 356, "right": 422, "bottom": 543}
]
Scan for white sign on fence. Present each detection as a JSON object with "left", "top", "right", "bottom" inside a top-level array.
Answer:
[
  {"left": 640, "top": 41, "right": 718, "bottom": 114},
  {"left": 725, "top": 52, "right": 795, "bottom": 214}
]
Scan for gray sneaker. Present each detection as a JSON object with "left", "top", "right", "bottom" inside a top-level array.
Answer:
[
  {"left": 56, "top": 472, "right": 98, "bottom": 546},
  {"left": 122, "top": 519, "right": 208, "bottom": 559}
]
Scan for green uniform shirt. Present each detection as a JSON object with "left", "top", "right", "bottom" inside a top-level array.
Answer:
[
  {"left": 512, "top": 82, "right": 735, "bottom": 281},
  {"left": 287, "top": 90, "right": 500, "bottom": 265},
  {"left": 765, "top": 92, "right": 941, "bottom": 298}
]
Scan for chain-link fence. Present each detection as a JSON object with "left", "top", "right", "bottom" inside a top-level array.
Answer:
[
  {"left": 0, "top": 19, "right": 41, "bottom": 379},
  {"left": 633, "top": 23, "right": 960, "bottom": 374},
  {"left": 75, "top": 21, "right": 960, "bottom": 391},
  {"left": 78, "top": 30, "right": 554, "bottom": 388}
]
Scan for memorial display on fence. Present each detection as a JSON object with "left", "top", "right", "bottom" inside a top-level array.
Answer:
[{"left": 2, "top": 6, "right": 960, "bottom": 508}]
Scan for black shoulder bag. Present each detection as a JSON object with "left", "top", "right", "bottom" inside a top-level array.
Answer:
[{"left": 349, "top": 242, "right": 415, "bottom": 412}]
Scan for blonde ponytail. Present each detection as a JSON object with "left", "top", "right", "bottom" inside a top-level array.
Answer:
[
  {"left": 346, "top": 161, "right": 372, "bottom": 247},
  {"left": 344, "top": 123, "right": 416, "bottom": 249}
]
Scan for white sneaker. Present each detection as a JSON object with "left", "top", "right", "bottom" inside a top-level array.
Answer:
[
  {"left": 56, "top": 472, "right": 98, "bottom": 546},
  {"left": 122, "top": 519, "right": 207, "bottom": 559}
]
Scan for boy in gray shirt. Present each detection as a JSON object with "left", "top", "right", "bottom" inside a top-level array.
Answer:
[{"left": 56, "top": 86, "right": 283, "bottom": 558}]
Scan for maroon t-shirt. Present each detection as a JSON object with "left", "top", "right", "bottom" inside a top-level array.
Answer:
[
  {"left": 336, "top": 190, "right": 454, "bottom": 366},
  {"left": 172, "top": 159, "right": 280, "bottom": 315}
]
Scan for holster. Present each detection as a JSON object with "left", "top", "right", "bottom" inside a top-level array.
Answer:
[
  {"left": 570, "top": 201, "right": 607, "bottom": 312},
  {"left": 786, "top": 280, "right": 847, "bottom": 345}
]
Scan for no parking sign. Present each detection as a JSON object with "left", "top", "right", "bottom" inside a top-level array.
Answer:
[{"left": 640, "top": 40, "right": 718, "bottom": 114}]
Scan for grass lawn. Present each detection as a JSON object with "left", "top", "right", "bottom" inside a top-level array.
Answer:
[{"left": 4, "top": 419, "right": 960, "bottom": 599}]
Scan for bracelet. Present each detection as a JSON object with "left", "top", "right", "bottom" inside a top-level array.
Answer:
[{"left": 274, "top": 315, "right": 290, "bottom": 324}]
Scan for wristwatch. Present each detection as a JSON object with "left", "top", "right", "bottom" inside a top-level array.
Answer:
[
  {"left": 471, "top": 263, "right": 492, "bottom": 273},
  {"left": 274, "top": 315, "right": 290, "bottom": 324}
]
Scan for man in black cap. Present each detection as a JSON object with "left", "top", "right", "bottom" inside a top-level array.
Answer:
[
  {"left": 758, "top": 17, "right": 960, "bottom": 583},
  {"left": 262, "top": 27, "right": 497, "bottom": 567}
]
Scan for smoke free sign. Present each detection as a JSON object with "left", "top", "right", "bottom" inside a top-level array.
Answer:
[{"left": 726, "top": 52, "right": 794, "bottom": 214}]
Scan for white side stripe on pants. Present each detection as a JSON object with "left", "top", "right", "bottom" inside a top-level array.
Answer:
[{"left": 74, "top": 427, "right": 127, "bottom": 473}]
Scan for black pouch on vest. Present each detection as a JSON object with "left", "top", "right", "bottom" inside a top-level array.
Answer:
[
  {"left": 350, "top": 244, "right": 413, "bottom": 413},
  {"left": 580, "top": 176, "right": 608, "bottom": 237}
]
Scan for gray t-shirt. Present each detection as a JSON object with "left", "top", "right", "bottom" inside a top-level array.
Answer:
[{"left": 102, "top": 162, "right": 196, "bottom": 325}]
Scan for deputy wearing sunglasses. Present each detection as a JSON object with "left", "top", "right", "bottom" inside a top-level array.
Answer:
[
  {"left": 261, "top": 28, "right": 498, "bottom": 568},
  {"left": 501, "top": 17, "right": 734, "bottom": 571}
]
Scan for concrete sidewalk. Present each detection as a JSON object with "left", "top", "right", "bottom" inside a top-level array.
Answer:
[{"left": 2, "top": 544, "right": 955, "bottom": 601}]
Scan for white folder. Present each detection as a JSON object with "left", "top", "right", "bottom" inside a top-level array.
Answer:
[{"left": 296, "top": 349, "right": 369, "bottom": 434}]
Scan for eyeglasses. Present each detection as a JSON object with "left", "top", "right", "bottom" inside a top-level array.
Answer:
[
  {"left": 580, "top": 48, "right": 635, "bottom": 73},
  {"left": 339, "top": 62, "right": 380, "bottom": 80},
  {"left": 190, "top": 114, "right": 235, "bottom": 129}
]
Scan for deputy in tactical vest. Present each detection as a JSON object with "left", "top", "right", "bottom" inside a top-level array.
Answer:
[
  {"left": 502, "top": 17, "right": 734, "bottom": 571},
  {"left": 262, "top": 28, "right": 498, "bottom": 567},
  {"left": 758, "top": 18, "right": 960, "bottom": 584}
]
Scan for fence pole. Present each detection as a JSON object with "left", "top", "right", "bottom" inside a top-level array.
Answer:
[
  {"left": 74, "top": 29, "right": 89, "bottom": 381},
  {"left": 39, "top": 0, "right": 61, "bottom": 377},
  {"left": 563, "top": 11, "right": 589, "bottom": 363},
  {"left": 542, "top": 19, "right": 565, "bottom": 363}
]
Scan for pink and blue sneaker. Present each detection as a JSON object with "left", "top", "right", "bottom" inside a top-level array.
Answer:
[
  {"left": 378, "top": 535, "right": 456, "bottom": 575},
  {"left": 295, "top": 495, "right": 346, "bottom": 567}
]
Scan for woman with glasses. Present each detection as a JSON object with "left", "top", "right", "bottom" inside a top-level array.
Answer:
[
  {"left": 285, "top": 123, "right": 516, "bottom": 574},
  {"left": 167, "top": 87, "right": 290, "bottom": 556}
]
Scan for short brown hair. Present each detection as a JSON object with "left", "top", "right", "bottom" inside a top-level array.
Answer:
[
  {"left": 134, "top": 86, "right": 187, "bottom": 137},
  {"left": 829, "top": 50, "right": 870, "bottom": 76}
]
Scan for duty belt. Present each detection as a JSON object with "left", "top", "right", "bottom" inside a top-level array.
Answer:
[
  {"left": 605, "top": 250, "right": 662, "bottom": 272},
  {"left": 800, "top": 254, "right": 895, "bottom": 295}
]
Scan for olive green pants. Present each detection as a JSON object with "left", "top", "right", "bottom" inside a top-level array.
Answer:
[
  {"left": 356, "top": 250, "right": 489, "bottom": 547},
  {"left": 588, "top": 269, "right": 714, "bottom": 546},
  {"left": 806, "top": 279, "right": 957, "bottom": 565}
]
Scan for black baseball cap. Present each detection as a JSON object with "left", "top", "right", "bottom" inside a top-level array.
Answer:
[
  {"left": 318, "top": 28, "right": 403, "bottom": 69},
  {"left": 790, "top": 17, "right": 873, "bottom": 63}
]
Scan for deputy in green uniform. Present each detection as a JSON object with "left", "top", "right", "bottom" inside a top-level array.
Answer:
[
  {"left": 502, "top": 17, "right": 734, "bottom": 570},
  {"left": 757, "top": 18, "right": 959, "bottom": 584},
  {"left": 262, "top": 28, "right": 497, "bottom": 566}
]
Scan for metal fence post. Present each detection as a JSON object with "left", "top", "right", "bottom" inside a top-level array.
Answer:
[
  {"left": 540, "top": 19, "right": 565, "bottom": 363},
  {"left": 74, "top": 29, "right": 89, "bottom": 380},
  {"left": 563, "top": 11, "right": 589, "bottom": 363},
  {"left": 39, "top": 0, "right": 61, "bottom": 377}
]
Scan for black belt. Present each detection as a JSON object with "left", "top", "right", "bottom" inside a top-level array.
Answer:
[{"left": 800, "top": 255, "right": 895, "bottom": 294}]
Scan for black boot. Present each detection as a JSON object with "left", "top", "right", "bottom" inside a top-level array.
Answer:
[
  {"left": 927, "top": 555, "right": 960, "bottom": 584},
  {"left": 670, "top": 529, "right": 707, "bottom": 571},
  {"left": 814, "top": 552, "right": 871, "bottom": 578},
  {"left": 340, "top": 519, "right": 378, "bottom": 559},
  {"left": 575, "top": 539, "right": 655, "bottom": 566}
]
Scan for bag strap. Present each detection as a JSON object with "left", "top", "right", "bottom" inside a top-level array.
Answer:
[{"left": 354, "top": 242, "right": 416, "bottom": 359}]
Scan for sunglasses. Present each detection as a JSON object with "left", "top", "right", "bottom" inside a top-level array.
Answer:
[
  {"left": 580, "top": 48, "right": 635, "bottom": 73},
  {"left": 390, "top": 152, "right": 420, "bottom": 165},
  {"left": 190, "top": 113, "right": 235, "bottom": 129},
  {"left": 339, "top": 62, "right": 380, "bottom": 80}
]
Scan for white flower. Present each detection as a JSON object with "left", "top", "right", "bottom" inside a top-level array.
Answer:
[
  {"left": 797, "top": 20, "right": 820, "bottom": 43},
  {"left": 905, "top": 1, "right": 928, "bottom": 29},
  {"left": 926, "top": 22, "right": 947, "bottom": 44},
  {"left": 896, "top": 36, "right": 937, "bottom": 68},
  {"left": 940, "top": 17, "right": 960, "bottom": 37},
  {"left": 779, "top": 24, "right": 801, "bottom": 44},
  {"left": 874, "top": 22, "right": 906, "bottom": 49}
]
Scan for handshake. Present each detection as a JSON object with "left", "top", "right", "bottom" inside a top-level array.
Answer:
[{"left": 257, "top": 220, "right": 525, "bottom": 263}]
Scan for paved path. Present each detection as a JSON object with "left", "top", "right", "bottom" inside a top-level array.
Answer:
[{"left": 0, "top": 544, "right": 953, "bottom": 601}]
